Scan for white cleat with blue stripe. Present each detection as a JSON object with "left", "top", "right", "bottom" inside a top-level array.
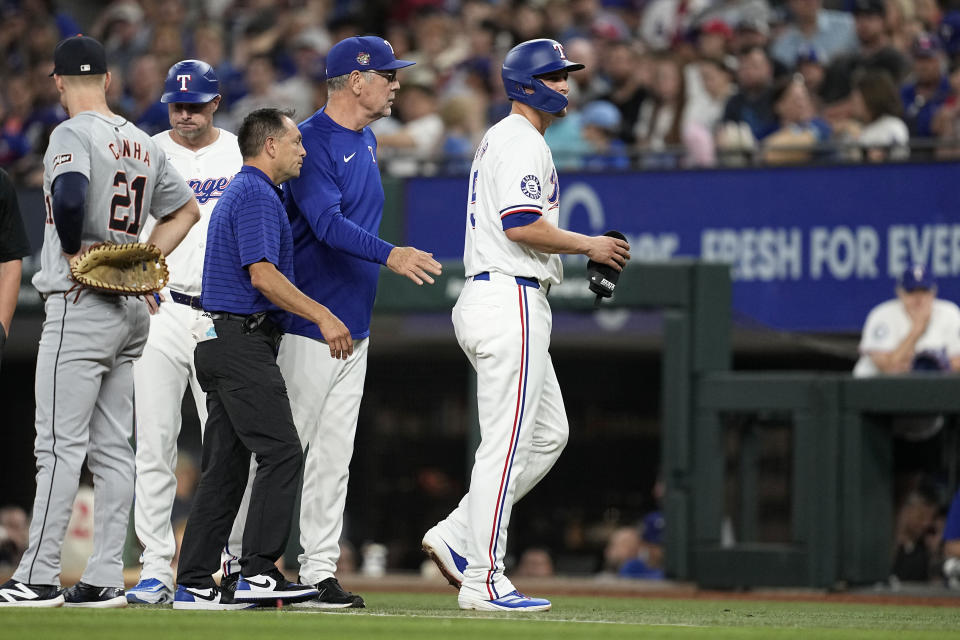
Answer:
[
  {"left": 126, "top": 578, "right": 172, "bottom": 604},
  {"left": 422, "top": 526, "right": 467, "bottom": 588},
  {"left": 458, "top": 590, "right": 551, "bottom": 612}
]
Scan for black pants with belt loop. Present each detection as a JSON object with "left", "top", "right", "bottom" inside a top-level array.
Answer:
[{"left": 176, "top": 315, "right": 302, "bottom": 587}]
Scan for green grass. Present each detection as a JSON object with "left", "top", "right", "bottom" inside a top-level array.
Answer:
[{"left": 2, "top": 593, "right": 960, "bottom": 640}]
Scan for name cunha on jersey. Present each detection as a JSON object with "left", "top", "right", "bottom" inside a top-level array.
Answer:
[{"left": 108, "top": 137, "right": 151, "bottom": 166}]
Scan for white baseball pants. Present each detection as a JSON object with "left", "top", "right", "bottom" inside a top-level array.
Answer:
[
  {"left": 277, "top": 334, "right": 368, "bottom": 584},
  {"left": 438, "top": 275, "right": 569, "bottom": 601}
]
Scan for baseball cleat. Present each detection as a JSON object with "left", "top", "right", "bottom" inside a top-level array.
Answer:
[
  {"left": 458, "top": 590, "right": 551, "bottom": 612},
  {"left": 291, "top": 577, "right": 364, "bottom": 608},
  {"left": 232, "top": 569, "right": 318, "bottom": 604},
  {"left": 944, "top": 557, "right": 960, "bottom": 590},
  {"left": 172, "top": 585, "right": 256, "bottom": 610},
  {"left": 422, "top": 526, "right": 466, "bottom": 588},
  {"left": 0, "top": 580, "right": 64, "bottom": 607},
  {"left": 126, "top": 577, "right": 173, "bottom": 604},
  {"left": 63, "top": 581, "right": 127, "bottom": 608}
]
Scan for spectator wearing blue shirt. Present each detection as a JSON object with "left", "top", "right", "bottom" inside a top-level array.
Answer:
[
  {"left": 901, "top": 33, "right": 952, "bottom": 142},
  {"left": 770, "top": 0, "right": 857, "bottom": 69},
  {"left": 278, "top": 35, "right": 442, "bottom": 608},
  {"left": 579, "top": 100, "right": 630, "bottom": 170},
  {"left": 175, "top": 108, "right": 351, "bottom": 610},
  {"left": 722, "top": 46, "right": 779, "bottom": 141}
]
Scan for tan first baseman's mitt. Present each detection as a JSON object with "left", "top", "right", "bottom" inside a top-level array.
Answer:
[{"left": 69, "top": 242, "right": 169, "bottom": 296}]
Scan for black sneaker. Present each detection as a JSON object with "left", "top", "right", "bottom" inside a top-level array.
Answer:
[
  {"left": 219, "top": 572, "right": 240, "bottom": 600},
  {"left": 0, "top": 579, "right": 64, "bottom": 607},
  {"left": 232, "top": 568, "right": 318, "bottom": 604},
  {"left": 312, "top": 577, "right": 365, "bottom": 609},
  {"left": 63, "top": 581, "right": 127, "bottom": 608}
]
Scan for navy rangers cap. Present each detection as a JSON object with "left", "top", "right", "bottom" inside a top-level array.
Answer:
[
  {"left": 325, "top": 36, "right": 414, "bottom": 78},
  {"left": 898, "top": 264, "right": 936, "bottom": 292},
  {"left": 50, "top": 35, "right": 107, "bottom": 76}
]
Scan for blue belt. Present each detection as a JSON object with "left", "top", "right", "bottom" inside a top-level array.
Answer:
[
  {"left": 169, "top": 290, "right": 204, "bottom": 310},
  {"left": 473, "top": 271, "right": 540, "bottom": 289}
]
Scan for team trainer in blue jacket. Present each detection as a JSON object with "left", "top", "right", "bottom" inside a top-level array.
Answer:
[{"left": 278, "top": 36, "right": 442, "bottom": 608}]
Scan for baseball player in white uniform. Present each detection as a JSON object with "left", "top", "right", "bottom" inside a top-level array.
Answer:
[
  {"left": 127, "top": 60, "right": 250, "bottom": 605},
  {"left": 0, "top": 36, "right": 198, "bottom": 608},
  {"left": 854, "top": 264, "right": 960, "bottom": 377},
  {"left": 421, "top": 39, "right": 630, "bottom": 612}
]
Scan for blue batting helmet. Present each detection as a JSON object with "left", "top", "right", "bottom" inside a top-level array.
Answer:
[
  {"left": 501, "top": 39, "right": 584, "bottom": 114},
  {"left": 161, "top": 59, "right": 219, "bottom": 104}
]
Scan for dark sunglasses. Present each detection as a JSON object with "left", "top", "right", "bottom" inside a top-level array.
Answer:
[{"left": 370, "top": 69, "right": 397, "bottom": 82}]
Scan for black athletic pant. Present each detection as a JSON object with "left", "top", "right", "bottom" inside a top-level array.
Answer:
[{"left": 177, "top": 316, "right": 302, "bottom": 587}]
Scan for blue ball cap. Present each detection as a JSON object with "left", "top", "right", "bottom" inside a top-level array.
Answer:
[
  {"left": 581, "top": 100, "right": 621, "bottom": 131},
  {"left": 641, "top": 511, "right": 665, "bottom": 545},
  {"left": 911, "top": 32, "right": 943, "bottom": 57},
  {"left": 325, "top": 36, "right": 415, "bottom": 78},
  {"left": 899, "top": 264, "right": 936, "bottom": 292}
]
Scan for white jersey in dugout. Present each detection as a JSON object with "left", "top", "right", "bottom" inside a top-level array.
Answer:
[
  {"left": 853, "top": 298, "right": 960, "bottom": 376},
  {"left": 141, "top": 129, "right": 242, "bottom": 296},
  {"left": 464, "top": 114, "right": 563, "bottom": 286}
]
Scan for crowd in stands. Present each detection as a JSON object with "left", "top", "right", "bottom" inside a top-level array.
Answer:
[{"left": 2, "top": 0, "right": 960, "bottom": 179}]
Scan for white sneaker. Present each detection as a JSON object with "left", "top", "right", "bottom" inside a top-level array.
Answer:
[
  {"left": 232, "top": 570, "right": 317, "bottom": 604},
  {"left": 422, "top": 526, "right": 466, "bottom": 588},
  {"left": 944, "top": 557, "right": 960, "bottom": 589},
  {"left": 172, "top": 585, "right": 256, "bottom": 610},
  {"left": 458, "top": 590, "right": 551, "bottom": 612},
  {"left": 126, "top": 578, "right": 172, "bottom": 604}
]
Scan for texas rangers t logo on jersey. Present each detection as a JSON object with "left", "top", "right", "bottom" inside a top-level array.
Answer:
[
  {"left": 520, "top": 175, "right": 541, "bottom": 200},
  {"left": 177, "top": 74, "right": 192, "bottom": 91}
]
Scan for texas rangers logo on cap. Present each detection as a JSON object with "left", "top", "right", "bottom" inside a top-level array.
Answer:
[
  {"left": 356, "top": 52, "right": 371, "bottom": 65},
  {"left": 520, "top": 175, "right": 541, "bottom": 199}
]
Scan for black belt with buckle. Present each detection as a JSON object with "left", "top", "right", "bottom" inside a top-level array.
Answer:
[
  {"left": 169, "top": 290, "right": 204, "bottom": 310},
  {"left": 207, "top": 310, "right": 283, "bottom": 347}
]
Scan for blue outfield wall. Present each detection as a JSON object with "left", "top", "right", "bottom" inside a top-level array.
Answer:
[{"left": 405, "top": 162, "right": 960, "bottom": 332}]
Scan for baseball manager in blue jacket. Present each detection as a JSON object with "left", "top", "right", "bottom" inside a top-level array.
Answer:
[{"left": 278, "top": 36, "right": 442, "bottom": 607}]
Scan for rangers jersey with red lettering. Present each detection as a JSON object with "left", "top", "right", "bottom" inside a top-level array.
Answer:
[
  {"left": 464, "top": 114, "right": 563, "bottom": 286},
  {"left": 140, "top": 129, "right": 241, "bottom": 295}
]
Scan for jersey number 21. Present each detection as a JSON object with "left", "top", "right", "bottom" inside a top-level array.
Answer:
[{"left": 109, "top": 170, "right": 147, "bottom": 236}]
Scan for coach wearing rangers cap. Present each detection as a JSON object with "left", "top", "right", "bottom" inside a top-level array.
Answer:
[{"left": 276, "top": 35, "right": 442, "bottom": 607}]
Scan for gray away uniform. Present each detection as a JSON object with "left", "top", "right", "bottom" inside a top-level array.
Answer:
[{"left": 16, "top": 111, "right": 192, "bottom": 588}]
